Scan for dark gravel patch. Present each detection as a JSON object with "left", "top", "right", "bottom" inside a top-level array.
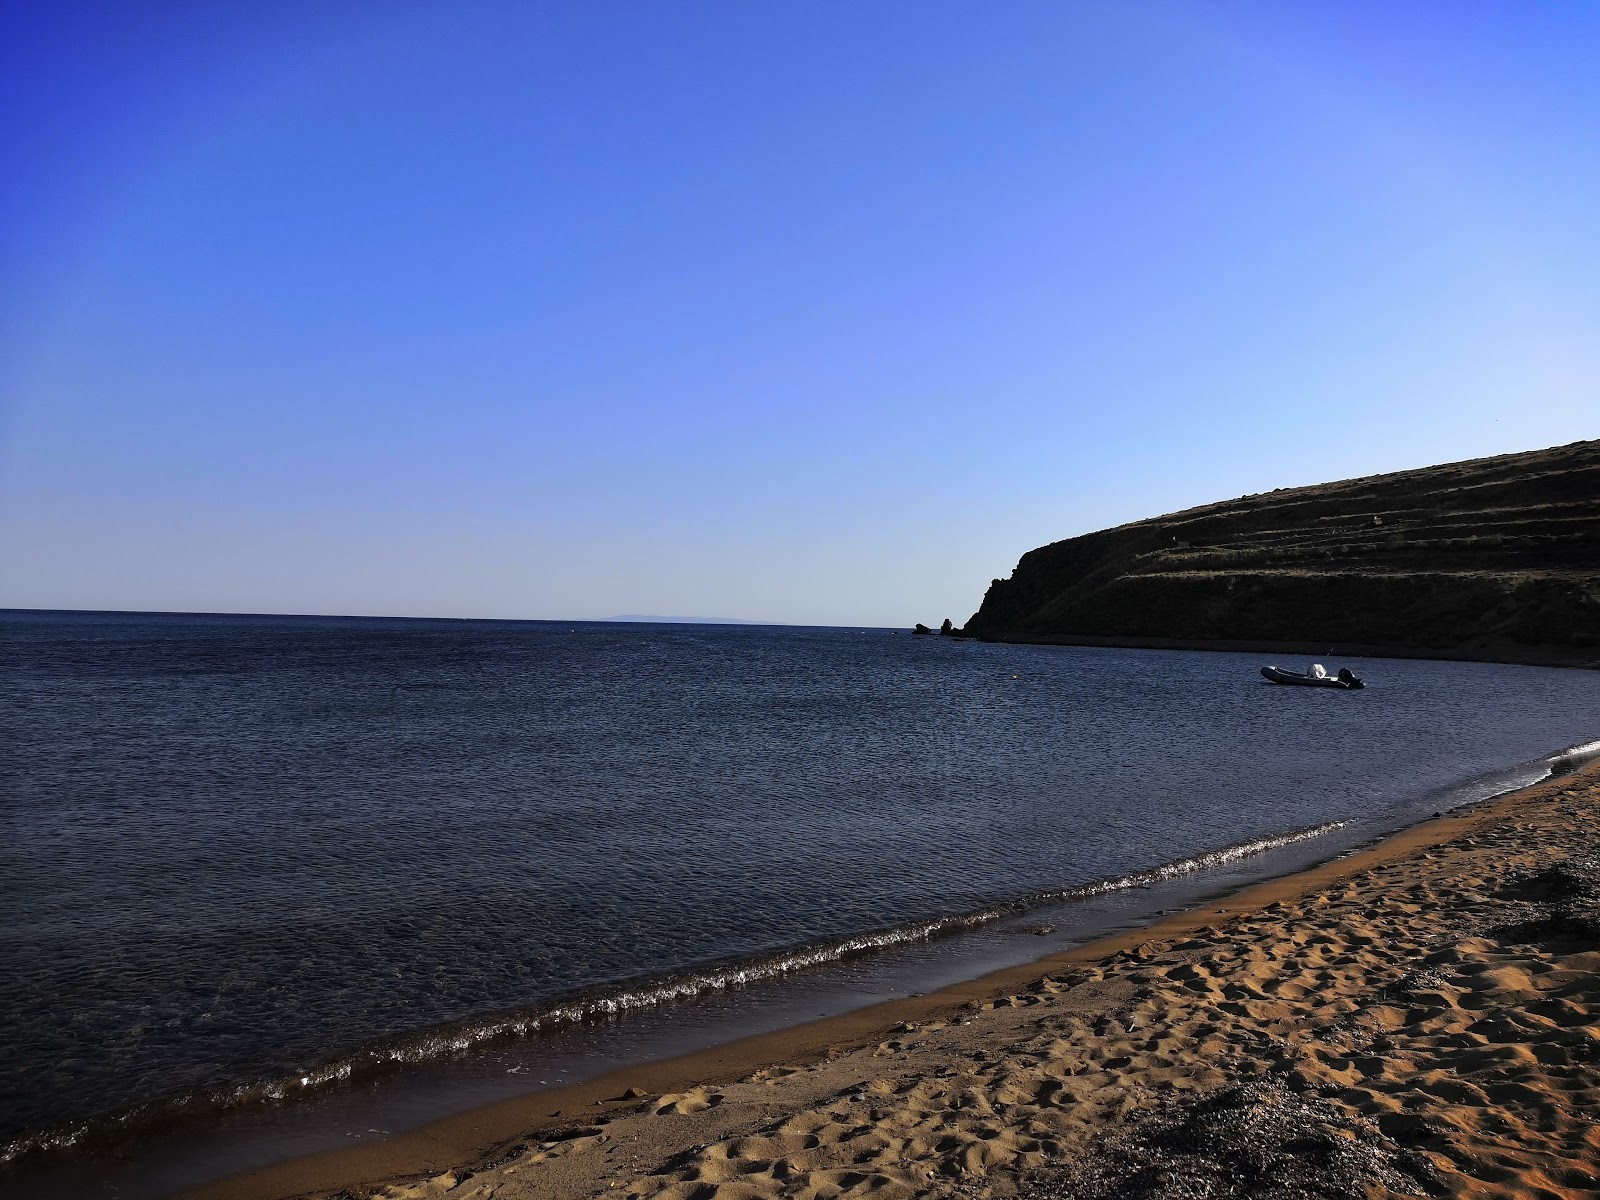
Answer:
[
  {"left": 1018, "top": 1080, "right": 1442, "bottom": 1200},
  {"left": 1496, "top": 855, "right": 1600, "bottom": 904},
  {"left": 1492, "top": 855, "right": 1600, "bottom": 944}
]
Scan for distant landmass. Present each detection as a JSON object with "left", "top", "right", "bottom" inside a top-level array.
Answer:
[
  {"left": 959, "top": 439, "right": 1599, "bottom": 663},
  {"left": 602, "top": 615, "right": 775, "bottom": 625}
]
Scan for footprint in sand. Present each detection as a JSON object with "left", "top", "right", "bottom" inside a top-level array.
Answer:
[{"left": 653, "top": 1086, "right": 724, "bottom": 1116}]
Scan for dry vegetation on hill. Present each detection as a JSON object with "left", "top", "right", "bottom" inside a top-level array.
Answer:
[{"left": 962, "top": 440, "right": 1600, "bottom": 658}]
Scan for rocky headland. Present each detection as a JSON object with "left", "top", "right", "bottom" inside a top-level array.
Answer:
[{"left": 958, "top": 440, "right": 1599, "bottom": 664}]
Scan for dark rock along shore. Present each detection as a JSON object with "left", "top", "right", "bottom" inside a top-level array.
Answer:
[{"left": 960, "top": 439, "right": 1599, "bottom": 658}]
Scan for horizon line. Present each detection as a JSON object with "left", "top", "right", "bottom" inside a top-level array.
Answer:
[{"left": 0, "top": 605, "right": 908, "bottom": 630}]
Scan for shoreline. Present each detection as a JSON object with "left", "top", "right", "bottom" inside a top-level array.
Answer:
[
  {"left": 0, "top": 816, "right": 1370, "bottom": 1183},
  {"left": 949, "top": 629, "right": 1600, "bottom": 670},
  {"left": 179, "top": 755, "right": 1600, "bottom": 1200}
]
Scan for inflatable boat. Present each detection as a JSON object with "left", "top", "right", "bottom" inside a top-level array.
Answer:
[{"left": 1260, "top": 664, "right": 1365, "bottom": 689}]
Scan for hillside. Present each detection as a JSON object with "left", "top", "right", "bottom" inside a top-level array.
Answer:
[{"left": 960, "top": 440, "right": 1600, "bottom": 661}]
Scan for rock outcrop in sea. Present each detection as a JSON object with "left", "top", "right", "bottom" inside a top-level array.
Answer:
[{"left": 960, "top": 439, "right": 1599, "bottom": 658}]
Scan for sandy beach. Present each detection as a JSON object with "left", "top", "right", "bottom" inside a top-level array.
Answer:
[{"left": 181, "top": 756, "right": 1600, "bottom": 1200}]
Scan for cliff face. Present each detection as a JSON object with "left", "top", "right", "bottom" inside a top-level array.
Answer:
[{"left": 964, "top": 440, "right": 1600, "bottom": 654}]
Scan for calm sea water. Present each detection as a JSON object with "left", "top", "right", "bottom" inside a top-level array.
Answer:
[{"left": 4, "top": 610, "right": 1598, "bottom": 1164}]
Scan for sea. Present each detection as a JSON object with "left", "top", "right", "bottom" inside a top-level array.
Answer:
[{"left": 4, "top": 609, "right": 1598, "bottom": 1198}]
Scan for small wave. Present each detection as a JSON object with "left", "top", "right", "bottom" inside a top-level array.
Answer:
[
  {"left": 1015, "top": 820, "right": 1348, "bottom": 907},
  {"left": 1549, "top": 737, "right": 1600, "bottom": 777},
  {"left": 0, "top": 818, "right": 1345, "bottom": 1167}
]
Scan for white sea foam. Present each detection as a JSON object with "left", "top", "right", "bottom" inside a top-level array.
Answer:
[
  {"left": 1020, "top": 820, "right": 1348, "bottom": 905},
  {"left": 1549, "top": 738, "right": 1600, "bottom": 776}
]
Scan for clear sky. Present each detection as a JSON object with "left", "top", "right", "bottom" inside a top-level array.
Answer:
[{"left": 2, "top": 1, "right": 1596, "bottom": 626}]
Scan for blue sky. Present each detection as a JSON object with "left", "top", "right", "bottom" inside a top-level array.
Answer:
[{"left": 2, "top": 0, "right": 1596, "bottom": 625}]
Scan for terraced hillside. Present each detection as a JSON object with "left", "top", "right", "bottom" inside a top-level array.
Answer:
[{"left": 961, "top": 440, "right": 1599, "bottom": 659}]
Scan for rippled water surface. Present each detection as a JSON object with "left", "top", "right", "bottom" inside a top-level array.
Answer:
[{"left": 4, "top": 610, "right": 1598, "bottom": 1155}]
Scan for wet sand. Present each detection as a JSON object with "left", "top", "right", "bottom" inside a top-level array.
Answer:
[{"left": 188, "top": 761, "right": 1600, "bottom": 1200}]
